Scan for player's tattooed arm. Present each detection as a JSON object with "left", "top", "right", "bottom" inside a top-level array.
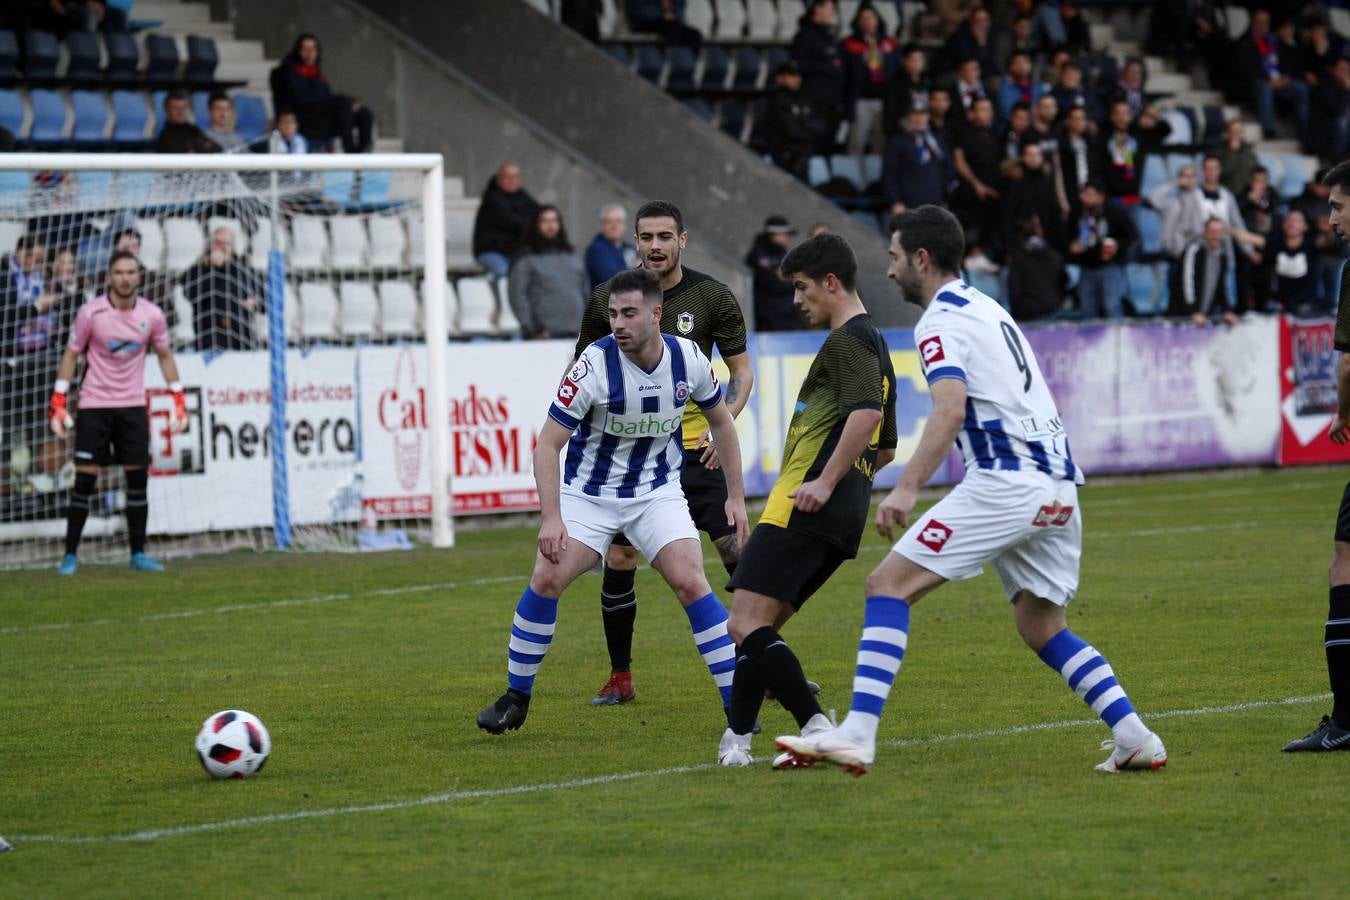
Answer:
[{"left": 722, "top": 352, "right": 753, "bottom": 419}]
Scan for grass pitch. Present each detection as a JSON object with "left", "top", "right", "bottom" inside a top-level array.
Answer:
[{"left": 1, "top": 467, "right": 1346, "bottom": 897}]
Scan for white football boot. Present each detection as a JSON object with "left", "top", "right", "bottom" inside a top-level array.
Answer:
[
  {"left": 772, "top": 713, "right": 834, "bottom": 770},
  {"left": 1095, "top": 732, "right": 1168, "bottom": 772},
  {"left": 717, "top": 728, "right": 753, "bottom": 767},
  {"left": 775, "top": 722, "right": 875, "bottom": 778}
]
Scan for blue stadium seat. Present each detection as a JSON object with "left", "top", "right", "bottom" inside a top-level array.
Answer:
[
  {"left": 1160, "top": 108, "right": 1194, "bottom": 146},
  {"left": 862, "top": 153, "right": 882, "bottom": 188},
  {"left": 24, "top": 30, "right": 59, "bottom": 80},
  {"left": 65, "top": 30, "right": 101, "bottom": 81},
  {"left": 322, "top": 170, "right": 356, "bottom": 205},
  {"left": 111, "top": 89, "right": 149, "bottom": 144},
  {"left": 145, "top": 34, "right": 179, "bottom": 84},
  {"left": 1279, "top": 154, "right": 1311, "bottom": 199},
  {"left": 116, "top": 171, "right": 156, "bottom": 205},
  {"left": 233, "top": 93, "right": 266, "bottom": 143},
  {"left": 700, "top": 45, "right": 728, "bottom": 90},
  {"left": 718, "top": 99, "right": 746, "bottom": 140},
  {"left": 1201, "top": 106, "right": 1226, "bottom": 145},
  {"left": 830, "top": 154, "right": 865, "bottom": 192},
  {"left": 0, "top": 30, "right": 19, "bottom": 81},
  {"left": 1132, "top": 205, "right": 1163, "bottom": 257},
  {"left": 192, "top": 90, "right": 209, "bottom": 126},
  {"left": 358, "top": 171, "right": 392, "bottom": 205},
  {"left": 965, "top": 267, "right": 1004, "bottom": 307},
  {"left": 765, "top": 46, "right": 789, "bottom": 75},
  {"left": 151, "top": 89, "right": 168, "bottom": 134},
  {"left": 185, "top": 35, "right": 217, "bottom": 85},
  {"left": 635, "top": 45, "right": 663, "bottom": 83},
  {"left": 70, "top": 89, "right": 108, "bottom": 144},
  {"left": 28, "top": 88, "right": 67, "bottom": 143},
  {"left": 0, "top": 89, "right": 23, "bottom": 138},
  {"left": 0, "top": 171, "right": 31, "bottom": 206},
  {"left": 666, "top": 46, "right": 696, "bottom": 91},
  {"left": 732, "top": 47, "right": 761, "bottom": 92},
  {"left": 1256, "top": 151, "right": 1283, "bottom": 188},
  {"left": 603, "top": 44, "right": 629, "bottom": 67},
  {"left": 104, "top": 31, "right": 138, "bottom": 83},
  {"left": 1164, "top": 152, "right": 1198, "bottom": 178},
  {"left": 77, "top": 171, "right": 114, "bottom": 206},
  {"left": 1125, "top": 263, "right": 1158, "bottom": 315},
  {"left": 683, "top": 97, "right": 713, "bottom": 121},
  {"left": 1140, "top": 154, "right": 1168, "bottom": 197},
  {"left": 808, "top": 155, "right": 830, "bottom": 188}
]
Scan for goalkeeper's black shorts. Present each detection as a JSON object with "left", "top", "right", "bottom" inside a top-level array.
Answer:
[{"left": 74, "top": 406, "right": 151, "bottom": 467}]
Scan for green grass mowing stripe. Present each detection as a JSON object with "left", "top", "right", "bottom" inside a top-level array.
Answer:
[{"left": 6, "top": 692, "right": 1331, "bottom": 846}]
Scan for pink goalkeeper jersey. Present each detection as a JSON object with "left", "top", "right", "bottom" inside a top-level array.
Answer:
[{"left": 67, "top": 295, "right": 168, "bottom": 409}]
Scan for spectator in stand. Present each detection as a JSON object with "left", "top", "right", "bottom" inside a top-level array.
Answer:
[
  {"left": 942, "top": 6, "right": 997, "bottom": 79},
  {"left": 952, "top": 95, "right": 1003, "bottom": 270},
  {"left": 1057, "top": 1, "right": 1092, "bottom": 56},
  {"left": 1168, "top": 217, "right": 1239, "bottom": 325},
  {"left": 1068, "top": 181, "right": 1136, "bottom": 318},
  {"left": 1301, "top": 17, "right": 1346, "bottom": 87},
  {"left": 506, "top": 205, "right": 589, "bottom": 342},
  {"left": 202, "top": 93, "right": 247, "bottom": 154},
  {"left": 472, "top": 162, "right": 539, "bottom": 280},
  {"left": 1051, "top": 60, "right": 1103, "bottom": 130},
  {"left": 1198, "top": 153, "right": 1257, "bottom": 264},
  {"left": 1007, "top": 214, "right": 1066, "bottom": 322},
  {"left": 1099, "top": 100, "right": 1170, "bottom": 205},
  {"left": 1027, "top": 94, "right": 1060, "bottom": 163},
  {"left": 1149, "top": 163, "right": 1206, "bottom": 260},
  {"left": 584, "top": 205, "right": 639, "bottom": 289},
  {"left": 1001, "top": 101, "right": 1032, "bottom": 162},
  {"left": 995, "top": 51, "right": 1051, "bottom": 123},
  {"left": 1237, "top": 10, "right": 1310, "bottom": 145},
  {"left": 1262, "top": 209, "right": 1324, "bottom": 315},
  {"left": 842, "top": 4, "right": 899, "bottom": 156},
  {"left": 626, "top": 1, "right": 702, "bottom": 48},
  {"left": 268, "top": 109, "right": 308, "bottom": 157},
  {"left": 181, "top": 228, "right": 263, "bottom": 351},
  {"left": 791, "top": 0, "right": 847, "bottom": 146},
  {"left": 766, "top": 61, "right": 832, "bottom": 181},
  {"left": 1059, "top": 105, "right": 1103, "bottom": 225},
  {"left": 883, "top": 101, "right": 951, "bottom": 214},
  {"left": 156, "top": 92, "right": 220, "bottom": 154},
  {"left": 744, "top": 215, "right": 802, "bottom": 332},
  {"left": 882, "top": 46, "right": 930, "bottom": 138},
  {"left": 1215, "top": 119, "right": 1259, "bottom": 200},
  {"left": 992, "top": 14, "right": 1040, "bottom": 74},
  {"left": 1002, "top": 140, "right": 1064, "bottom": 254},
  {"left": 1146, "top": 0, "right": 1220, "bottom": 76},
  {"left": 1106, "top": 58, "right": 1148, "bottom": 121},
  {"left": 927, "top": 86, "right": 957, "bottom": 150},
  {"left": 949, "top": 57, "right": 988, "bottom": 118},
  {"left": 275, "top": 34, "right": 375, "bottom": 153},
  {"left": 1239, "top": 165, "right": 1282, "bottom": 310},
  {"left": 1311, "top": 57, "right": 1350, "bottom": 162}
]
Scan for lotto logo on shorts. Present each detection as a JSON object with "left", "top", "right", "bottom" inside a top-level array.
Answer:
[
  {"left": 1032, "top": 505, "right": 1074, "bottom": 527},
  {"left": 917, "top": 519, "right": 953, "bottom": 552},
  {"left": 919, "top": 336, "right": 945, "bottom": 367}
]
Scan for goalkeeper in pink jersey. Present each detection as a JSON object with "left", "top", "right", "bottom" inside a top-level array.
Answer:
[{"left": 48, "top": 250, "right": 187, "bottom": 575}]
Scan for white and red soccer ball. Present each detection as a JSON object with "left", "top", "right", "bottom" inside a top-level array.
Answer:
[{"left": 195, "top": 709, "right": 271, "bottom": 779}]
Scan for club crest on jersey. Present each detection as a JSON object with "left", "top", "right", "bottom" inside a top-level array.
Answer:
[
  {"left": 677, "top": 312, "right": 693, "bottom": 334},
  {"left": 1032, "top": 504, "right": 1074, "bottom": 527},
  {"left": 919, "top": 336, "right": 945, "bottom": 367},
  {"left": 916, "top": 518, "right": 953, "bottom": 552},
  {"left": 138, "top": 319, "right": 149, "bottom": 332},
  {"left": 674, "top": 380, "right": 689, "bottom": 403}
]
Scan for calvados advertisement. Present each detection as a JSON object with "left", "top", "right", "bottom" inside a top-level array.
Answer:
[{"left": 1279, "top": 316, "right": 1350, "bottom": 465}]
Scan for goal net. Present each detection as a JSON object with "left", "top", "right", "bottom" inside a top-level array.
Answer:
[{"left": 0, "top": 153, "right": 451, "bottom": 568}]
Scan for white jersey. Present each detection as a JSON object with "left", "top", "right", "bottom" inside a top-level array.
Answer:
[
  {"left": 549, "top": 334, "right": 722, "bottom": 499},
  {"left": 915, "top": 279, "right": 1083, "bottom": 484}
]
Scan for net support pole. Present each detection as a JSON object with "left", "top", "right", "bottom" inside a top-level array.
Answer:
[
  {"left": 266, "top": 249, "right": 292, "bottom": 549},
  {"left": 420, "top": 158, "right": 454, "bottom": 548}
]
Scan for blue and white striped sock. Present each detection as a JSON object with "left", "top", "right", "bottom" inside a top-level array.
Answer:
[
  {"left": 1038, "top": 629, "right": 1150, "bottom": 747},
  {"left": 840, "top": 595, "right": 910, "bottom": 745},
  {"left": 507, "top": 587, "right": 558, "bottom": 696},
  {"left": 685, "top": 593, "right": 735, "bottom": 707}
]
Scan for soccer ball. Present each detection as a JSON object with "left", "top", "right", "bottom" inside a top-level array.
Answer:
[{"left": 195, "top": 709, "right": 271, "bottom": 779}]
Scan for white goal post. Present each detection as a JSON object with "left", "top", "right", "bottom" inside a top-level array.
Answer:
[{"left": 0, "top": 153, "right": 454, "bottom": 562}]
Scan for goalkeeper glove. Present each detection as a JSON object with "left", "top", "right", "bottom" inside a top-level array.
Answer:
[
  {"left": 49, "top": 380, "right": 74, "bottom": 438},
  {"left": 170, "top": 382, "right": 187, "bottom": 433}
]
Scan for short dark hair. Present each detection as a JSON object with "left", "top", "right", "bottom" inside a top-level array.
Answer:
[
  {"left": 208, "top": 91, "right": 232, "bottom": 106},
  {"left": 634, "top": 199, "right": 684, "bottom": 234},
  {"left": 608, "top": 266, "right": 662, "bottom": 306},
  {"left": 1323, "top": 159, "right": 1350, "bottom": 193},
  {"left": 1081, "top": 179, "right": 1106, "bottom": 195},
  {"left": 779, "top": 232, "right": 858, "bottom": 292},
  {"left": 14, "top": 233, "right": 44, "bottom": 253},
  {"left": 888, "top": 206, "right": 965, "bottom": 276},
  {"left": 165, "top": 90, "right": 188, "bottom": 107},
  {"left": 108, "top": 249, "right": 139, "bottom": 270},
  {"left": 275, "top": 107, "right": 297, "bottom": 120},
  {"left": 113, "top": 227, "right": 141, "bottom": 244}
]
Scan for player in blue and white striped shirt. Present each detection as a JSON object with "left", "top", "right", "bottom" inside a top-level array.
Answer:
[{"left": 477, "top": 267, "right": 749, "bottom": 735}]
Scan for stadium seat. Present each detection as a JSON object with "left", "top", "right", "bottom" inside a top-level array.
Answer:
[
  {"left": 408, "top": 215, "right": 426, "bottom": 267},
  {"left": 0, "top": 174, "right": 28, "bottom": 208},
  {"left": 862, "top": 153, "right": 882, "bottom": 189},
  {"left": 133, "top": 217, "right": 165, "bottom": 270},
  {"left": 731, "top": 47, "right": 761, "bottom": 93},
  {"left": 149, "top": 88, "right": 170, "bottom": 135},
  {"left": 0, "top": 31, "right": 17, "bottom": 81},
  {"left": 779, "top": 0, "right": 807, "bottom": 39},
  {"left": 169, "top": 284, "right": 196, "bottom": 349},
  {"left": 338, "top": 281, "right": 379, "bottom": 341},
  {"left": 635, "top": 45, "right": 664, "bottom": 84},
  {"left": 27, "top": 89, "right": 68, "bottom": 144},
  {"left": 329, "top": 216, "right": 369, "bottom": 270},
  {"left": 765, "top": 46, "right": 789, "bottom": 76},
  {"left": 604, "top": 44, "right": 629, "bottom": 68},
  {"left": 455, "top": 276, "right": 498, "bottom": 336},
  {"left": 298, "top": 282, "right": 340, "bottom": 342},
  {"left": 666, "top": 45, "right": 696, "bottom": 91},
  {"left": 715, "top": 0, "right": 748, "bottom": 39},
  {"left": 1224, "top": 7, "right": 1250, "bottom": 41},
  {"left": 368, "top": 216, "right": 406, "bottom": 268},
  {"left": 830, "top": 155, "right": 865, "bottom": 192},
  {"left": 683, "top": 98, "right": 713, "bottom": 121},
  {"left": 290, "top": 215, "right": 329, "bottom": 270},
  {"left": 378, "top": 280, "right": 420, "bottom": 338},
  {"left": 598, "top": 0, "right": 619, "bottom": 37},
  {"left": 65, "top": 30, "right": 101, "bottom": 81},
  {"left": 965, "top": 267, "right": 1003, "bottom": 306},
  {"left": 1256, "top": 151, "right": 1283, "bottom": 188},
  {"left": 110, "top": 90, "right": 149, "bottom": 144},
  {"left": 718, "top": 99, "right": 746, "bottom": 141},
  {"left": 249, "top": 218, "right": 285, "bottom": 271},
  {"left": 74, "top": 171, "right": 112, "bottom": 207},
  {"left": 206, "top": 216, "right": 247, "bottom": 258},
  {"left": 684, "top": 0, "right": 714, "bottom": 36},
  {"left": 1159, "top": 109, "right": 1191, "bottom": 147},
  {"left": 163, "top": 218, "right": 205, "bottom": 271},
  {"left": 185, "top": 35, "right": 218, "bottom": 85},
  {"left": 807, "top": 156, "right": 830, "bottom": 188},
  {"left": 1332, "top": 9, "right": 1350, "bottom": 40},
  {"left": 444, "top": 202, "right": 478, "bottom": 270},
  {"left": 1140, "top": 154, "right": 1168, "bottom": 197},
  {"left": 233, "top": 93, "right": 267, "bottom": 143},
  {"left": 0, "top": 89, "right": 24, "bottom": 138},
  {"left": 104, "top": 31, "right": 138, "bottom": 84},
  {"left": 0, "top": 220, "right": 26, "bottom": 254},
  {"left": 321, "top": 170, "right": 356, "bottom": 206},
  {"left": 425, "top": 278, "right": 456, "bottom": 336},
  {"left": 496, "top": 276, "right": 522, "bottom": 337},
  {"left": 358, "top": 171, "right": 392, "bottom": 205},
  {"left": 70, "top": 89, "right": 108, "bottom": 144},
  {"left": 192, "top": 91, "right": 209, "bottom": 128},
  {"left": 746, "top": 0, "right": 777, "bottom": 39},
  {"left": 874, "top": 0, "right": 900, "bottom": 36},
  {"left": 24, "top": 31, "right": 59, "bottom": 80},
  {"left": 700, "top": 45, "right": 728, "bottom": 90},
  {"left": 1279, "top": 154, "right": 1313, "bottom": 200},
  {"left": 145, "top": 34, "right": 179, "bottom": 84},
  {"left": 1132, "top": 205, "right": 1163, "bottom": 257},
  {"left": 1125, "top": 263, "right": 1158, "bottom": 315}
]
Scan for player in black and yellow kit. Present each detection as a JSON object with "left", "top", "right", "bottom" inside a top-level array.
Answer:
[
  {"left": 572, "top": 200, "right": 755, "bottom": 706},
  {"left": 717, "top": 232, "right": 897, "bottom": 767}
]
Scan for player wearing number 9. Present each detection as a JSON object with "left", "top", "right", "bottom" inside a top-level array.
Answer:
[{"left": 48, "top": 250, "right": 187, "bottom": 576}]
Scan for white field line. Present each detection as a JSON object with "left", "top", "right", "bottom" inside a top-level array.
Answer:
[
  {"left": 0, "top": 520, "right": 1279, "bottom": 638},
  {"left": 6, "top": 693, "right": 1330, "bottom": 847},
  {"left": 1087, "top": 479, "right": 1329, "bottom": 507}
]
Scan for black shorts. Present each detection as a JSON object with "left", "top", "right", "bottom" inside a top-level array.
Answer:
[
  {"left": 726, "top": 523, "right": 850, "bottom": 610},
  {"left": 612, "top": 448, "right": 735, "bottom": 549},
  {"left": 1337, "top": 480, "right": 1350, "bottom": 543},
  {"left": 74, "top": 406, "right": 150, "bottom": 467}
]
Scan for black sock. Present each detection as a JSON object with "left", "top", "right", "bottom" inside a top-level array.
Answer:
[
  {"left": 741, "top": 626, "right": 822, "bottom": 730},
  {"left": 1328, "top": 585, "right": 1350, "bottom": 727},
  {"left": 64, "top": 471, "right": 96, "bottom": 556},
  {"left": 727, "top": 646, "right": 766, "bottom": 734},
  {"left": 601, "top": 564, "right": 637, "bottom": 672},
  {"left": 125, "top": 468, "right": 148, "bottom": 555}
]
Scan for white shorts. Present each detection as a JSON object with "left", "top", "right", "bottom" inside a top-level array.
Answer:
[
  {"left": 560, "top": 482, "right": 699, "bottom": 566},
  {"left": 893, "top": 470, "right": 1082, "bottom": 605}
]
